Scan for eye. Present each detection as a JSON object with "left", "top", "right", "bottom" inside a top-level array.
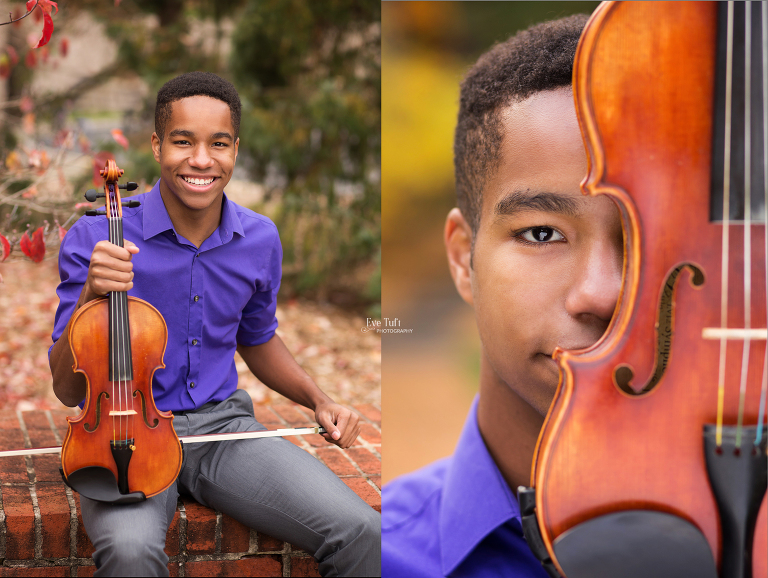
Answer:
[
  {"left": 212, "top": 142, "right": 228, "bottom": 147},
  {"left": 518, "top": 227, "right": 565, "bottom": 244},
  {"left": 173, "top": 140, "right": 190, "bottom": 146}
]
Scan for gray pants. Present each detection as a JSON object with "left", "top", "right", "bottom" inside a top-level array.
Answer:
[{"left": 80, "top": 390, "right": 381, "bottom": 577}]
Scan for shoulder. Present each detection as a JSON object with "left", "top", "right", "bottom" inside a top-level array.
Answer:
[
  {"left": 382, "top": 458, "right": 450, "bottom": 578},
  {"left": 229, "top": 200, "right": 279, "bottom": 238}
]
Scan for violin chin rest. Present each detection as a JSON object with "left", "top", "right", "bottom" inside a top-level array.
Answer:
[
  {"left": 552, "top": 510, "right": 717, "bottom": 578},
  {"left": 60, "top": 466, "right": 146, "bottom": 504}
]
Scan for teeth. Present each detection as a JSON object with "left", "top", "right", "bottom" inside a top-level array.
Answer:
[{"left": 183, "top": 177, "right": 214, "bottom": 186}]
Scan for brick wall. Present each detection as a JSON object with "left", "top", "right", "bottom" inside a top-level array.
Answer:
[{"left": 0, "top": 403, "right": 381, "bottom": 577}]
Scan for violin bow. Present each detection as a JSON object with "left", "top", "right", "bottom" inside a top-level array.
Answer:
[{"left": 0, "top": 426, "right": 328, "bottom": 458}]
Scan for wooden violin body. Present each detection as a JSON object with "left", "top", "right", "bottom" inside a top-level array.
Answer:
[
  {"left": 60, "top": 160, "right": 182, "bottom": 503},
  {"left": 526, "top": 3, "right": 768, "bottom": 577}
]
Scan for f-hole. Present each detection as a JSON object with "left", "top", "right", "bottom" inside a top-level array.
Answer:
[
  {"left": 614, "top": 264, "right": 705, "bottom": 395},
  {"left": 84, "top": 391, "right": 109, "bottom": 432},
  {"left": 133, "top": 390, "right": 159, "bottom": 429}
]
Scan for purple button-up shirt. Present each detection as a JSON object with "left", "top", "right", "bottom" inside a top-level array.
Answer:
[
  {"left": 382, "top": 396, "right": 549, "bottom": 578},
  {"left": 50, "top": 180, "right": 281, "bottom": 412}
]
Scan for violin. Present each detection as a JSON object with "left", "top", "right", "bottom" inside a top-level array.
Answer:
[
  {"left": 59, "top": 160, "right": 182, "bottom": 504},
  {"left": 519, "top": 3, "right": 768, "bottom": 577}
]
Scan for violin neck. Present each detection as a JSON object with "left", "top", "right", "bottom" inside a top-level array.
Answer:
[{"left": 107, "top": 213, "right": 134, "bottom": 382}]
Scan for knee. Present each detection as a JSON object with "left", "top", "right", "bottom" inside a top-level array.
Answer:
[
  {"left": 339, "top": 506, "right": 381, "bottom": 550},
  {"left": 93, "top": 534, "right": 168, "bottom": 577}
]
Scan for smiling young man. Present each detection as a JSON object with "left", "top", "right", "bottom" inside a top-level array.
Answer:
[
  {"left": 381, "top": 16, "right": 622, "bottom": 578},
  {"left": 49, "top": 72, "right": 380, "bottom": 577}
]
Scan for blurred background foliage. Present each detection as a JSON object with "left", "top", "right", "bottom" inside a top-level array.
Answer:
[
  {"left": 382, "top": 1, "right": 599, "bottom": 483},
  {"left": 1, "top": 0, "right": 380, "bottom": 311}
]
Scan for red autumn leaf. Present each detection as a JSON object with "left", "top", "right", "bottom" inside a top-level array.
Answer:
[
  {"left": 24, "top": 49, "right": 36, "bottom": 68},
  {"left": 20, "top": 227, "right": 45, "bottom": 263},
  {"left": 20, "top": 96, "right": 33, "bottom": 113},
  {"left": 6, "top": 46, "right": 19, "bottom": 66},
  {"left": 79, "top": 134, "right": 91, "bottom": 154},
  {"left": 34, "top": 13, "right": 54, "bottom": 49},
  {"left": 58, "top": 225, "right": 67, "bottom": 241},
  {"left": 59, "top": 37, "right": 68, "bottom": 57},
  {"left": 111, "top": 128, "right": 129, "bottom": 150},
  {"left": 92, "top": 151, "right": 114, "bottom": 186},
  {"left": 12, "top": 8, "right": 23, "bottom": 27},
  {"left": 0, "top": 234, "right": 10, "bottom": 262},
  {"left": 38, "top": 0, "right": 58, "bottom": 15}
]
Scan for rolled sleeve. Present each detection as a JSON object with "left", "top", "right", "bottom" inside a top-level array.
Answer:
[{"left": 236, "top": 228, "right": 282, "bottom": 346}]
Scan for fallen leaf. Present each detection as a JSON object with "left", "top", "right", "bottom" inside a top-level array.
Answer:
[
  {"left": 0, "top": 234, "right": 10, "bottom": 262},
  {"left": 19, "top": 227, "right": 45, "bottom": 263},
  {"left": 111, "top": 128, "right": 129, "bottom": 150}
]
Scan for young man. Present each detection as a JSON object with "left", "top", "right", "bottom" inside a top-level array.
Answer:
[
  {"left": 382, "top": 15, "right": 622, "bottom": 577},
  {"left": 49, "top": 72, "right": 380, "bottom": 577}
]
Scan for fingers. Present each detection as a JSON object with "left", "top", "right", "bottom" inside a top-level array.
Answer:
[
  {"left": 86, "top": 239, "right": 139, "bottom": 298},
  {"left": 318, "top": 406, "right": 361, "bottom": 449}
]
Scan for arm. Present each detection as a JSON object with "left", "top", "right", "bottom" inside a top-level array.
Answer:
[
  {"left": 237, "top": 336, "right": 361, "bottom": 449},
  {"left": 50, "top": 239, "right": 139, "bottom": 407}
]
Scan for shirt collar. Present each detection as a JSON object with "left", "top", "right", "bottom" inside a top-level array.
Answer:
[
  {"left": 142, "top": 180, "right": 245, "bottom": 243},
  {"left": 439, "top": 395, "right": 522, "bottom": 575}
]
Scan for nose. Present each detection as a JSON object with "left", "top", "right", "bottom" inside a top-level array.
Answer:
[
  {"left": 564, "top": 233, "right": 623, "bottom": 326},
  {"left": 188, "top": 143, "right": 214, "bottom": 169}
]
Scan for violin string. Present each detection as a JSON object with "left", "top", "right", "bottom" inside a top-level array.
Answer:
[
  {"left": 736, "top": 0, "right": 754, "bottom": 450},
  {"left": 758, "top": 0, "right": 768, "bottom": 446},
  {"left": 109, "top": 193, "right": 115, "bottom": 446},
  {"left": 117, "top": 190, "right": 129, "bottom": 445},
  {"left": 717, "top": 0, "right": 736, "bottom": 448}
]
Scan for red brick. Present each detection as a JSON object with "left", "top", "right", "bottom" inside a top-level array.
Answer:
[
  {"left": 74, "top": 494, "right": 94, "bottom": 558},
  {"left": 303, "top": 434, "right": 329, "bottom": 448},
  {"left": 76, "top": 565, "right": 96, "bottom": 577},
  {"left": 164, "top": 508, "right": 180, "bottom": 556},
  {"left": 36, "top": 484, "right": 70, "bottom": 558},
  {"left": 0, "top": 411, "right": 20, "bottom": 431},
  {"left": 21, "top": 412, "right": 58, "bottom": 448},
  {"left": 290, "top": 556, "right": 321, "bottom": 577},
  {"left": 286, "top": 436, "right": 304, "bottom": 448},
  {"left": 358, "top": 423, "right": 381, "bottom": 445},
  {"left": 369, "top": 475, "right": 382, "bottom": 490},
  {"left": 31, "top": 455, "right": 64, "bottom": 483},
  {"left": 221, "top": 513, "right": 250, "bottom": 553},
  {"left": 345, "top": 448, "right": 380, "bottom": 476},
  {"left": 315, "top": 448, "right": 357, "bottom": 477},
  {"left": 251, "top": 405, "right": 278, "bottom": 424},
  {"left": 0, "top": 567, "right": 68, "bottom": 576},
  {"left": 257, "top": 531, "right": 284, "bottom": 552},
  {"left": 168, "top": 562, "right": 180, "bottom": 577},
  {"left": 185, "top": 556, "right": 282, "bottom": 577},
  {"left": 49, "top": 410, "right": 73, "bottom": 441},
  {"left": 354, "top": 404, "right": 380, "bottom": 425},
  {"left": 183, "top": 499, "right": 216, "bottom": 554},
  {"left": 271, "top": 405, "right": 310, "bottom": 426},
  {"left": 342, "top": 479, "right": 380, "bottom": 513},
  {"left": 0, "top": 456, "right": 30, "bottom": 484},
  {"left": 3, "top": 486, "right": 35, "bottom": 560}
]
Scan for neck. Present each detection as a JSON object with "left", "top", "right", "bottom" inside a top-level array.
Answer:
[
  {"left": 158, "top": 183, "right": 223, "bottom": 248},
  {"left": 476, "top": 351, "right": 546, "bottom": 496}
]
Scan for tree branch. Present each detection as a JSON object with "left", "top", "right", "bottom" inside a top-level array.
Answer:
[{"left": 2, "top": 1, "right": 38, "bottom": 27}]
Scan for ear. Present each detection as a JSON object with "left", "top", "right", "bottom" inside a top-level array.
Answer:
[
  {"left": 234, "top": 137, "right": 239, "bottom": 162},
  {"left": 151, "top": 132, "right": 162, "bottom": 163},
  {"left": 445, "top": 208, "right": 474, "bottom": 306}
]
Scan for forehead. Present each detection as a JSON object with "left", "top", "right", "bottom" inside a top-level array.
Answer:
[
  {"left": 482, "top": 88, "right": 587, "bottom": 210},
  {"left": 166, "top": 96, "right": 233, "bottom": 133}
]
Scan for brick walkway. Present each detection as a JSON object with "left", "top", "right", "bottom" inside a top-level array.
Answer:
[{"left": 0, "top": 403, "right": 381, "bottom": 576}]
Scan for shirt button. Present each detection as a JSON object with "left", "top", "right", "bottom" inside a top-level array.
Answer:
[
  {"left": 192, "top": 339, "right": 198, "bottom": 345},
  {"left": 194, "top": 295, "right": 199, "bottom": 302},
  {"left": 190, "top": 382, "right": 195, "bottom": 388}
]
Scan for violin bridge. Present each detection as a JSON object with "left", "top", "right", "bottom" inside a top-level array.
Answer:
[
  {"left": 702, "top": 328, "right": 768, "bottom": 340},
  {"left": 108, "top": 410, "right": 138, "bottom": 416}
]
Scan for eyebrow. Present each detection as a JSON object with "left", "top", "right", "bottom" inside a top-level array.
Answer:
[
  {"left": 494, "top": 190, "right": 582, "bottom": 217},
  {"left": 168, "top": 129, "right": 233, "bottom": 141}
]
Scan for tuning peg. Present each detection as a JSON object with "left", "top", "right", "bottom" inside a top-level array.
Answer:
[
  {"left": 118, "top": 182, "right": 138, "bottom": 191},
  {"left": 122, "top": 200, "right": 141, "bottom": 208},
  {"left": 84, "top": 189, "right": 106, "bottom": 202},
  {"left": 85, "top": 210, "right": 107, "bottom": 217}
]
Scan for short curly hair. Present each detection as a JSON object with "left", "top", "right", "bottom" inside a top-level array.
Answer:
[
  {"left": 155, "top": 72, "right": 242, "bottom": 144},
  {"left": 454, "top": 14, "right": 589, "bottom": 234}
]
